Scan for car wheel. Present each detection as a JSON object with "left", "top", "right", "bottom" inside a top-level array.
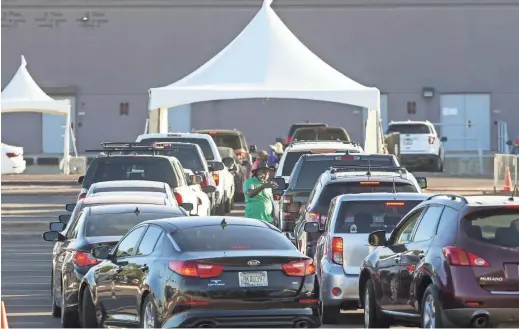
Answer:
[
  {"left": 61, "top": 280, "right": 80, "bottom": 327},
  {"left": 364, "top": 278, "right": 389, "bottom": 328},
  {"left": 80, "top": 288, "right": 97, "bottom": 328},
  {"left": 421, "top": 284, "right": 445, "bottom": 328},
  {"left": 51, "top": 276, "right": 61, "bottom": 318},
  {"left": 140, "top": 294, "right": 159, "bottom": 328}
]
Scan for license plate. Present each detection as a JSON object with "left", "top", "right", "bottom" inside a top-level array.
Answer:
[
  {"left": 404, "top": 139, "right": 413, "bottom": 145},
  {"left": 238, "top": 271, "right": 268, "bottom": 287}
]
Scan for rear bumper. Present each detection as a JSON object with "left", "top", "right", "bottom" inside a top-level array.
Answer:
[
  {"left": 320, "top": 262, "right": 359, "bottom": 308},
  {"left": 443, "top": 308, "right": 519, "bottom": 327},
  {"left": 400, "top": 153, "right": 439, "bottom": 165},
  {"left": 162, "top": 308, "right": 320, "bottom": 328}
]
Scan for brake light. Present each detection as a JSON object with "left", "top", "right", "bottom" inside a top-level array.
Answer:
[
  {"left": 74, "top": 251, "right": 100, "bottom": 267},
  {"left": 283, "top": 195, "right": 293, "bottom": 204},
  {"left": 332, "top": 237, "right": 344, "bottom": 265},
  {"left": 282, "top": 259, "right": 316, "bottom": 276},
  {"left": 6, "top": 152, "right": 19, "bottom": 158},
  {"left": 306, "top": 212, "right": 327, "bottom": 224},
  {"left": 310, "top": 149, "right": 334, "bottom": 153},
  {"left": 207, "top": 131, "right": 219, "bottom": 135},
  {"left": 360, "top": 181, "right": 380, "bottom": 185},
  {"left": 213, "top": 172, "right": 220, "bottom": 186},
  {"left": 386, "top": 202, "right": 405, "bottom": 207},
  {"left": 442, "top": 246, "right": 489, "bottom": 267},
  {"left": 429, "top": 136, "right": 436, "bottom": 144},
  {"left": 78, "top": 193, "right": 87, "bottom": 200},
  {"left": 273, "top": 194, "right": 281, "bottom": 201},
  {"left": 169, "top": 261, "right": 224, "bottom": 278},
  {"left": 174, "top": 192, "right": 183, "bottom": 205},
  {"left": 339, "top": 156, "right": 354, "bottom": 160},
  {"left": 200, "top": 176, "right": 208, "bottom": 188}
]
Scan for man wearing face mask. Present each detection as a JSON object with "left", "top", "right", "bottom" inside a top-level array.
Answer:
[{"left": 243, "top": 163, "right": 278, "bottom": 224}]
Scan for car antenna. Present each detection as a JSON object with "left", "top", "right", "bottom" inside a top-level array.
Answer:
[
  {"left": 508, "top": 185, "right": 518, "bottom": 201},
  {"left": 366, "top": 160, "right": 372, "bottom": 176},
  {"left": 220, "top": 218, "right": 227, "bottom": 229},
  {"left": 134, "top": 207, "right": 140, "bottom": 216},
  {"left": 392, "top": 177, "right": 397, "bottom": 194}
]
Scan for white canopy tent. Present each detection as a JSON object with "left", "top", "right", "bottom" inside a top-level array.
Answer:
[
  {"left": 148, "top": 0, "right": 383, "bottom": 153},
  {"left": 1, "top": 55, "right": 73, "bottom": 174}
]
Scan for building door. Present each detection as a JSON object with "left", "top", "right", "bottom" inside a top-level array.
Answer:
[
  {"left": 439, "top": 94, "right": 490, "bottom": 151},
  {"left": 42, "top": 96, "right": 76, "bottom": 154},
  {"left": 167, "top": 104, "right": 191, "bottom": 132},
  {"left": 362, "top": 94, "right": 388, "bottom": 141}
]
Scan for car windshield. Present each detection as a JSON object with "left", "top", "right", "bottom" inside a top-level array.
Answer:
[
  {"left": 93, "top": 186, "right": 164, "bottom": 194},
  {"left": 294, "top": 158, "right": 395, "bottom": 189},
  {"left": 86, "top": 158, "right": 175, "bottom": 187},
  {"left": 207, "top": 134, "right": 242, "bottom": 150},
  {"left": 463, "top": 208, "right": 519, "bottom": 248},
  {"left": 334, "top": 200, "right": 422, "bottom": 234},
  {"left": 85, "top": 212, "right": 173, "bottom": 237},
  {"left": 386, "top": 124, "right": 431, "bottom": 134},
  {"left": 140, "top": 138, "right": 214, "bottom": 160},
  {"left": 293, "top": 128, "right": 350, "bottom": 141},
  {"left": 172, "top": 225, "right": 295, "bottom": 251}
]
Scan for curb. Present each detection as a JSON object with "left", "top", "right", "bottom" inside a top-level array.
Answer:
[{"left": 2, "top": 180, "right": 78, "bottom": 186}]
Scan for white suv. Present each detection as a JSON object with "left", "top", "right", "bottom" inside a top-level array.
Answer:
[{"left": 386, "top": 120, "right": 446, "bottom": 172}]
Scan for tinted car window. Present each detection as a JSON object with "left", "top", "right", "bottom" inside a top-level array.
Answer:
[
  {"left": 293, "top": 127, "right": 350, "bottom": 142},
  {"left": 394, "top": 211, "right": 423, "bottom": 244},
  {"left": 140, "top": 138, "right": 214, "bottom": 160},
  {"left": 85, "top": 212, "right": 179, "bottom": 237},
  {"left": 136, "top": 226, "right": 163, "bottom": 256},
  {"left": 115, "top": 226, "right": 147, "bottom": 258},
  {"left": 334, "top": 200, "right": 422, "bottom": 234},
  {"left": 436, "top": 206, "right": 458, "bottom": 236},
  {"left": 412, "top": 206, "right": 444, "bottom": 241},
  {"left": 208, "top": 134, "right": 242, "bottom": 150},
  {"left": 172, "top": 225, "right": 295, "bottom": 251},
  {"left": 282, "top": 151, "right": 312, "bottom": 176},
  {"left": 462, "top": 208, "right": 519, "bottom": 248},
  {"left": 85, "top": 157, "right": 175, "bottom": 187},
  {"left": 386, "top": 124, "right": 431, "bottom": 134},
  {"left": 159, "top": 148, "right": 205, "bottom": 172}
]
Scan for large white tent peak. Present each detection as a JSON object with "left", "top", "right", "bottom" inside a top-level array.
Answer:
[{"left": 148, "top": 0, "right": 380, "bottom": 110}]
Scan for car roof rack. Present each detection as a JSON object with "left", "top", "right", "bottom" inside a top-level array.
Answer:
[
  {"left": 86, "top": 142, "right": 162, "bottom": 156},
  {"left": 425, "top": 194, "right": 468, "bottom": 204}
]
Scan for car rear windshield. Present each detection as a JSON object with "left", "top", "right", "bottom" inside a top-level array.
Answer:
[
  {"left": 386, "top": 124, "right": 431, "bottom": 134},
  {"left": 85, "top": 212, "right": 176, "bottom": 237},
  {"left": 94, "top": 186, "right": 164, "bottom": 194},
  {"left": 462, "top": 208, "right": 519, "bottom": 248},
  {"left": 85, "top": 158, "right": 176, "bottom": 187},
  {"left": 317, "top": 181, "right": 417, "bottom": 209},
  {"left": 288, "top": 124, "right": 326, "bottom": 137},
  {"left": 158, "top": 148, "right": 205, "bottom": 172},
  {"left": 334, "top": 200, "right": 421, "bottom": 234},
  {"left": 140, "top": 138, "right": 214, "bottom": 160},
  {"left": 172, "top": 225, "right": 295, "bottom": 251},
  {"left": 207, "top": 134, "right": 242, "bottom": 150},
  {"left": 294, "top": 157, "right": 396, "bottom": 189},
  {"left": 293, "top": 128, "right": 350, "bottom": 142}
]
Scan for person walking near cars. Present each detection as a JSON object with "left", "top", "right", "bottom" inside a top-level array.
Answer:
[
  {"left": 251, "top": 150, "right": 269, "bottom": 171},
  {"left": 243, "top": 163, "right": 278, "bottom": 224}
]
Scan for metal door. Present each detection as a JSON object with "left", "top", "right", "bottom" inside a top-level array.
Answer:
[
  {"left": 42, "top": 96, "right": 75, "bottom": 153},
  {"left": 440, "top": 94, "right": 466, "bottom": 151},
  {"left": 168, "top": 104, "right": 192, "bottom": 132},
  {"left": 465, "top": 94, "right": 490, "bottom": 151}
]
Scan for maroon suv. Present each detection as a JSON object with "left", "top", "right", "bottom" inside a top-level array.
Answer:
[{"left": 359, "top": 194, "right": 519, "bottom": 328}]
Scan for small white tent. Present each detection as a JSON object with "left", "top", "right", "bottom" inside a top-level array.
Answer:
[
  {"left": 148, "top": 0, "right": 382, "bottom": 152},
  {"left": 1, "top": 55, "right": 72, "bottom": 174}
]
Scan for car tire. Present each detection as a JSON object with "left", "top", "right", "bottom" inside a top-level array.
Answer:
[
  {"left": 140, "top": 294, "right": 159, "bottom": 328},
  {"left": 433, "top": 154, "right": 443, "bottom": 172},
  {"left": 61, "top": 280, "right": 80, "bottom": 328},
  {"left": 80, "top": 288, "right": 97, "bottom": 328},
  {"left": 364, "top": 278, "right": 389, "bottom": 328},
  {"left": 319, "top": 303, "right": 341, "bottom": 325},
  {"left": 51, "top": 277, "right": 61, "bottom": 318},
  {"left": 421, "top": 284, "right": 445, "bottom": 328}
]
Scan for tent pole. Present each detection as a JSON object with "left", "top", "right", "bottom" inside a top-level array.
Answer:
[{"left": 63, "top": 108, "right": 71, "bottom": 175}]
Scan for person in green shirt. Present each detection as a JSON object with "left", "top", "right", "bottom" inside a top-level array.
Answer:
[{"left": 243, "top": 163, "right": 278, "bottom": 224}]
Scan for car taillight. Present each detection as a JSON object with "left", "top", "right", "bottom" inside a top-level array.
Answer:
[
  {"left": 442, "top": 246, "right": 489, "bottom": 267},
  {"left": 332, "top": 237, "right": 343, "bottom": 265},
  {"left": 282, "top": 259, "right": 316, "bottom": 276},
  {"left": 174, "top": 192, "right": 183, "bottom": 205},
  {"left": 74, "top": 251, "right": 100, "bottom": 267},
  {"left": 78, "top": 193, "right": 87, "bottom": 200},
  {"left": 6, "top": 152, "right": 19, "bottom": 158},
  {"left": 200, "top": 176, "right": 208, "bottom": 188},
  {"left": 168, "top": 261, "right": 224, "bottom": 278},
  {"left": 429, "top": 136, "right": 436, "bottom": 144},
  {"left": 283, "top": 214, "right": 295, "bottom": 221},
  {"left": 213, "top": 172, "right": 220, "bottom": 186},
  {"left": 306, "top": 212, "right": 327, "bottom": 224},
  {"left": 273, "top": 194, "right": 281, "bottom": 201}
]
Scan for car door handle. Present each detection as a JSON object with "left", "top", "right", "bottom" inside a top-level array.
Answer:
[{"left": 140, "top": 264, "right": 149, "bottom": 272}]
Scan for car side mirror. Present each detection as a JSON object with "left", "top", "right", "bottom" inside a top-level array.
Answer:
[
  {"left": 304, "top": 222, "right": 321, "bottom": 233},
  {"left": 440, "top": 136, "right": 448, "bottom": 142},
  {"left": 65, "top": 203, "right": 76, "bottom": 212},
  {"left": 506, "top": 140, "right": 513, "bottom": 146},
  {"left": 202, "top": 185, "right": 216, "bottom": 194},
  {"left": 271, "top": 177, "right": 288, "bottom": 191},
  {"left": 92, "top": 245, "right": 112, "bottom": 260},
  {"left": 209, "top": 161, "right": 225, "bottom": 172},
  {"left": 58, "top": 214, "right": 71, "bottom": 224},
  {"left": 222, "top": 157, "right": 235, "bottom": 168},
  {"left": 42, "top": 231, "right": 65, "bottom": 242},
  {"left": 368, "top": 230, "right": 387, "bottom": 247},
  {"left": 180, "top": 203, "right": 194, "bottom": 212},
  {"left": 249, "top": 145, "right": 257, "bottom": 153},
  {"left": 49, "top": 221, "right": 66, "bottom": 232},
  {"left": 78, "top": 175, "right": 84, "bottom": 184},
  {"left": 190, "top": 174, "right": 203, "bottom": 185},
  {"left": 416, "top": 177, "right": 428, "bottom": 189}
]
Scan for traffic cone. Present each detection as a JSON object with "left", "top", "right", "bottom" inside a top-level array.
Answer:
[{"left": 503, "top": 166, "right": 512, "bottom": 192}]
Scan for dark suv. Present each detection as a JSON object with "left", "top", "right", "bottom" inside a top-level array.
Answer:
[{"left": 360, "top": 194, "right": 519, "bottom": 328}]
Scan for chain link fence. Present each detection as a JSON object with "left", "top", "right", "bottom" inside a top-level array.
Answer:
[{"left": 493, "top": 154, "right": 519, "bottom": 192}]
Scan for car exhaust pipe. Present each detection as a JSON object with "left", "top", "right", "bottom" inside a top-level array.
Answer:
[
  {"left": 293, "top": 320, "right": 310, "bottom": 328},
  {"left": 197, "top": 323, "right": 215, "bottom": 328},
  {"left": 471, "top": 312, "right": 490, "bottom": 328}
]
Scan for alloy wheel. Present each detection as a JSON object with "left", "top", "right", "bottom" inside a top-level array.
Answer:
[
  {"left": 364, "top": 287, "right": 370, "bottom": 328},
  {"left": 422, "top": 294, "right": 436, "bottom": 328},
  {"left": 143, "top": 302, "right": 155, "bottom": 328}
]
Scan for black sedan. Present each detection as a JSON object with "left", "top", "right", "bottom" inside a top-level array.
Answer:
[
  {"left": 79, "top": 217, "right": 320, "bottom": 328},
  {"left": 43, "top": 204, "right": 187, "bottom": 327}
]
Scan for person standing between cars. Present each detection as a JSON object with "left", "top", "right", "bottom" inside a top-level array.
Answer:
[
  {"left": 251, "top": 150, "right": 269, "bottom": 171},
  {"left": 243, "top": 163, "right": 278, "bottom": 224}
]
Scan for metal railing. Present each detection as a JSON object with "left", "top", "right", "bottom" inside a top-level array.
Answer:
[{"left": 493, "top": 154, "right": 518, "bottom": 192}]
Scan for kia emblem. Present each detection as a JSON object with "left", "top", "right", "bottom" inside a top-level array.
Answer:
[{"left": 247, "top": 260, "right": 260, "bottom": 266}]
